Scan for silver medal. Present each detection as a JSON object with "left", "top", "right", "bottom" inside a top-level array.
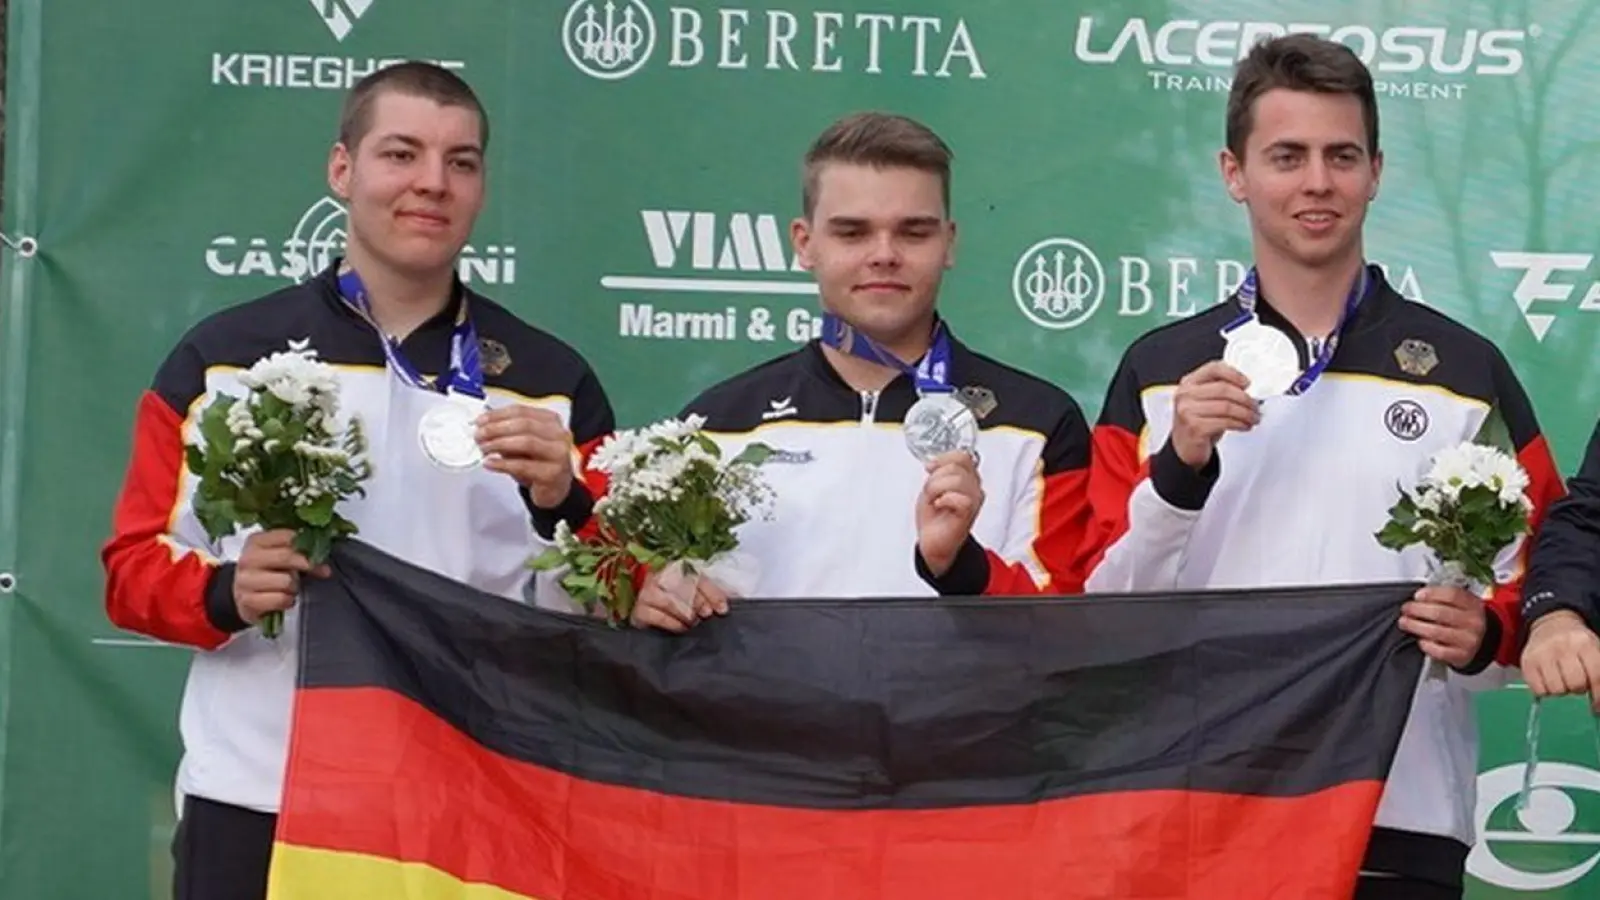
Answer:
[
  {"left": 903, "top": 392, "right": 979, "bottom": 462},
  {"left": 418, "top": 396, "right": 486, "bottom": 471},
  {"left": 1222, "top": 319, "right": 1300, "bottom": 400}
]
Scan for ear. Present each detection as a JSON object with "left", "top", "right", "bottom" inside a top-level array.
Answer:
[
  {"left": 944, "top": 220, "right": 958, "bottom": 269},
  {"left": 1218, "top": 148, "right": 1247, "bottom": 204},
  {"left": 790, "top": 216, "right": 815, "bottom": 271},
  {"left": 328, "top": 143, "right": 353, "bottom": 200},
  {"left": 1369, "top": 149, "right": 1384, "bottom": 200}
]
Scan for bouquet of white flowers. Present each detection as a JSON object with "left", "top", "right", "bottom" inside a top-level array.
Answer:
[
  {"left": 184, "top": 341, "right": 372, "bottom": 638},
  {"left": 531, "top": 414, "right": 775, "bottom": 625},
  {"left": 1375, "top": 441, "right": 1533, "bottom": 589}
]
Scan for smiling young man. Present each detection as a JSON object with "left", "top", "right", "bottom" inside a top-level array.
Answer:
[
  {"left": 1056, "top": 34, "right": 1563, "bottom": 899},
  {"left": 101, "top": 62, "right": 613, "bottom": 899},
  {"left": 621, "top": 111, "right": 1096, "bottom": 632}
]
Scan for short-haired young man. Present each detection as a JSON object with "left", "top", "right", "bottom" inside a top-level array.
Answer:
[
  {"left": 915, "top": 34, "right": 1563, "bottom": 899},
  {"left": 1073, "top": 35, "right": 1563, "bottom": 899},
  {"left": 101, "top": 62, "right": 613, "bottom": 899},
  {"left": 624, "top": 111, "right": 1096, "bottom": 631}
]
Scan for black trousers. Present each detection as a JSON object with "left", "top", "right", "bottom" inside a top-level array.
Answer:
[
  {"left": 1354, "top": 875, "right": 1461, "bottom": 900},
  {"left": 171, "top": 796, "right": 277, "bottom": 900}
]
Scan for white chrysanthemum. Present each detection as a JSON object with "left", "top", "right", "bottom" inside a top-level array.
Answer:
[
  {"left": 1484, "top": 450, "right": 1530, "bottom": 507},
  {"left": 644, "top": 414, "right": 708, "bottom": 444},
  {"left": 238, "top": 346, "right": 340, "bottom": 412},
  {"left": 588, "top": 431, "right": 649, "bottom": 475},
  {"left": 1421, "top": 444, "right": 1480, "bottom": 500},
  {"left": 1421, "top": 442, "right": 1529, "bottom": 510}
]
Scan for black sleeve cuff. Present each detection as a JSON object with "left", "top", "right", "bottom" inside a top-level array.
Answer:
[
  {"left": 1453, "top": 605, "right": 1503, "bottom": 676},
  {"left": 1150, "top": 438, "right": 1219, "bottom": 511},
  {"left": 204, "top": 563, "right": 248, "bottom": 634},
  {"left": 914, "top": 536, "right": 991, "bottom": 596},
  {"left": 524, "top": 480, "right": 596, "bottom": 540},
  {"left": 1520, "top": 590, "right": 1600, "bottom": 648}
]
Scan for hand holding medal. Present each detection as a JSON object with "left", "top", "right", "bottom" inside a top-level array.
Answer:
[
  {"left": 1171, "top": 361, "right": 1262, "bottom": 469},
  {"left": 1170, "top": 264, "right": 1372, "bottom": 469},
  {"left": 474, "top": 405, "right": 579, "bottom": 508},
  {"left": 915, "top": 450, "right": 986, "bottom": 577}
]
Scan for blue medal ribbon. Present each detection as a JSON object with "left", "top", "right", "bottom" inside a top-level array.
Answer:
[
  {"left": 819, "top": 312, "right": 954, "bottom": 394},
  {"left": 337, "top": 264, "right": 486, "bottom": 400},
  {"left": 1221, "top": 262, "right": 1375, "bottom": 397}
]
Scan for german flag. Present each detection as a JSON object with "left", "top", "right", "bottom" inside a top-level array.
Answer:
[{"left": 267, "top": 541, "right": 1424, "bottom": 899}]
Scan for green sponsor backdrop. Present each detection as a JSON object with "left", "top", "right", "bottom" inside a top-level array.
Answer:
[{"left": 3, "top": 0, "right": 1599, "bottom": 896}]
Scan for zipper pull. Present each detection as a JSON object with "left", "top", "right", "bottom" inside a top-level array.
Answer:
[{"left": 860, "top": 390, "right": 879, "bottom": 423}]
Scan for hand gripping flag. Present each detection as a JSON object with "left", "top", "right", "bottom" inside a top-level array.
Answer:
[{"left": 267, "top": 541, "right": 1425, "bottom": 900}]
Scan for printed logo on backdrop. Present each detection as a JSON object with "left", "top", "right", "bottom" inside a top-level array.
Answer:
[
  {"left": 607, "top": 209, "right": 826, "bottom": 344},
  {"left": 1072, "top": 17, "right": 1540, "bottom": 100},
  {"left": 211, "top": 0, "right": 465, "bottom": 90},
  {"left": 1491, "top": 250, "right": 1600, "bottom": 343},
  {"left": 561, "top": 0, "right": 986, "bottom": 81},
  {"left": 1467, "top": 762, "right": 1600, "bottom": 892},
  {"left": 1011, "top": 235, "right": 1427, "bottom": 330},
  {"left": 1012, "top": 238, "right": 1105, "bottom": 331},
  {"left": 308, "top": 0, "right": 374, "bottom": 42},
  {"left": 205, "top": 196, "right": 517, "bottom": 286}
]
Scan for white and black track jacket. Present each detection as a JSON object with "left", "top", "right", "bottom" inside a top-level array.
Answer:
[
  {"left": 675, "top": 335, "right": 1097, "bottom": 599},
  {"left": 101, "top": 261, "right": 613, "bottom": 815}
]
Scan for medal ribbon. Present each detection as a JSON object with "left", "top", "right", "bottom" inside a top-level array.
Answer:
[
  {"left": 337, "top": 265, "right": 486, "bottom": 400},
  {"left": 1221, "top": 263, "right": 1374, "bottom": 397},
  {"left": 819, "top": 312, "right": 954, "bottom": 394}
]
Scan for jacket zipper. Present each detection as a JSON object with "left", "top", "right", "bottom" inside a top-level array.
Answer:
[{"left": 860, "top": 390, "right": 879, "bottom": 424}]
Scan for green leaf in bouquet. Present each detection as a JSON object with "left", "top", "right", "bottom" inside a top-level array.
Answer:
[
  {"left": 731, "top": 442, "right": 775, "bottom": 467},
  {"left": 562, "top": 572, "right": 600, "bottom": 594},
  {"left": 1387, "top": 499, "right": 1418, "bottom": 528},
  {"left": 692, "top": 432, "right": 722, "bottom": 458},
  {"left": 1458, "top": 487, "right": 1495, "bottom": 516},
  {"left": 261, "top": 416, "right": 286, "bottom": 441},
  {"left": 295, "top": 527, "right": 336, "bottom": 566},
  {"left": 612, "top": 570, "right": 638, "bottom": 620},
  {"left": 296, "top": 494, "right": 337, "bottom": 527},
  {"left": 1375, "top": 520, "right": 1421, "bottom": 551},
  {"left": 234, "top": 479, "right": 276, "bottom": 518},
  {"left": 529, "top": 547, "right": 569, "bottom": 571},
  {"left": 184, "top": 444, "right": 208, "bottom": 478},
  {"left": 1463, "top": 557, "right": 1497, "bottom": 589},
  {"left": 193, "top": 496, "right": 241, "bottom": 543},
  {"left": 626, "top": 542, "right": 668, "bottom": 569},
  {"left": 257, "top": 391, "right": 288, "bottom": 422},
  {"left": 198, "top": 401, "right": 238, "bottom": 463}
]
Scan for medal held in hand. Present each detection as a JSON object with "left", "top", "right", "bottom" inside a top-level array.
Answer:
[
  {"left": 336, "top": 263, "right": 490, "bottom": 473},
  {"left": 903, "top": 391, "right": 979, "bottom": 463},
  {"left": 418, "top": 395, "right": 487, "bottom": 471},
  {"left": 1222, "top": 320, "right": 1300, "bottom": 401},
  {"left": 819, "top": 313, "right": 979, "bottom": 462},
  {"left": 1219, "top": 263, "right": 1375, "bottom": 401}
]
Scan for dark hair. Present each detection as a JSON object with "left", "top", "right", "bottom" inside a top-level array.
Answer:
[
  {"left": 338, "top": 61, "right": 489, "bottom": 151},
  {"left": 1226, "top": 34, "right": 1378, "bottom": 159},
  {"left": 801, "top": 112, "right": 953, "bottom": 218}
]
